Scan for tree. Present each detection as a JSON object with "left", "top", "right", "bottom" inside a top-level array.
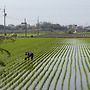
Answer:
[
  {"left": 0, "top": 25, "right": 4, "bottom": 29},
  {"left": 67, "top": 29, "right": 72, "bottom": 34},
  {"left": 36, "top": 21, "right": 67, "bottom": 31}
]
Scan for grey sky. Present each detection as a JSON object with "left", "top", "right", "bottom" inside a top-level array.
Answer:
[{"left": 0, "top": 0, "right": 90, "bottom": 26}]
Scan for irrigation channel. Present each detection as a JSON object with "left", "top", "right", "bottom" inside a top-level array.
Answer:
[{"left": 0, "top": 38, "right": 90, "bottom": 90}]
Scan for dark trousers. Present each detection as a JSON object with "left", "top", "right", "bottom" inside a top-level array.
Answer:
[{"left": 26, "top": 53, "right": 34, "bottom": 60}]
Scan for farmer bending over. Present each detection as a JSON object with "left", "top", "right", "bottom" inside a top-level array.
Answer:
[{"left": 25, "top": 51, "right": 34, "bottom": 60}]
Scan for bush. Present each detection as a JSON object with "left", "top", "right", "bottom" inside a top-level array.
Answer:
[{"left": 67, "top": 30, "right": 73, "bottom": 34}]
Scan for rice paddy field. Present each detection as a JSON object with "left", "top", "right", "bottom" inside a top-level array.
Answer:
[{"left": 0, "top": 37, "right": 90, "bottom": 90}]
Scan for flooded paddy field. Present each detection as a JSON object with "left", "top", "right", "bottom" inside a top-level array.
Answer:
[{"left": 0, "top": 38, "right": 90, "bottom": 90}]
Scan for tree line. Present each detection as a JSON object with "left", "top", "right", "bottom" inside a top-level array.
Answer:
[{"left": 0, "top": 22, "right": 67, "bottom": 31}]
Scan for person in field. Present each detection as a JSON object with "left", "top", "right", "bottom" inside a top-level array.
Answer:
[{"left": 25, "top": 52, "right": 34, "bottom": 60}]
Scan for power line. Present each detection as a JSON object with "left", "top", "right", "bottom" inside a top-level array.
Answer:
[
  {"left": 7, "top": 16, "right": 22, "bottom": 21},
  {"left": 7, "top": 16, "right": 37, "bottom": 23}
]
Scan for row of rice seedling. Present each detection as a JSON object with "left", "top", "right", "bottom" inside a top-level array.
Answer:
[
  {"left": 27, "top": 39, "right": 89, "bottom": 90},
  {"left": 31, "top": 51, "right": 61, "bottom": 90},
  {"left": 2, "top": 46, "right": 57, "bottom": 89},
  {"left": 74, "top": 39, "right": 90, "bottom": 90},
  {"left": 83, "top": 46, "right": 90, "bottom": 64},
  {"left": 77, "top": 47, "right": 83, "bottom": 90},
  {"left": 16, "top": 47, "right": 59, "bottom": 90},
  {"left": 31, "top": 48, "right": 61, "bottom": 87},
  {"left": 0, "top": 38, "right": 90, "bottom": 90},
  {"left": 0, "top": 61, "right": 25, "bottom": 86},
  {"left": 0, "top": 38, "right": 61, "bottom": 89},
  {"left": 68, "top": 47, "right": 74, "bottom": 90},
  {"left": 74, "top": 48, "right": 77, "bottom": 90},
  {"left": 33, "top": 45, "right": 68, "bottom": 90},
  {"left": 0, "top": 60, "right": 26, "bottom": 81},
  {"left": 86, "top": 46, "right": 90, "bottom": 63},
  {"left": 82, "top": 46, "right": 90, "bottom": 72},
  {"left": 20, "top": 46, "right": 64, "bottom": 90},
  {"left": 0, "top": 61, "right": 31, "bottom": 89},
  {"left": 14, "top": 47, "right": 61, "bottom": 90},
  {"left": 22, "top": 44, "right": 61, "bottom": 89},
  {"left": 52, "top": 45, "right": 70, "bottom": 90},
  {"left": 61, "top": 46, "right": 72, "bottom": 90},
  {"left": 40, "top": 46, "right": 69, "bottom": 90},
  {"left": 79, "top": 46, "right": 90, "bottom": 90}
]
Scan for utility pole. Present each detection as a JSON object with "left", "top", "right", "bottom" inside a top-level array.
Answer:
[
  {"left": 24, "top": 18, "right": 27, "bottom": 37},
  {"left": 37, "top": 17, "right": 39, "bottom": 35},
  {"left": 3, "top": 6, "right": 7, "bottom": 36}
]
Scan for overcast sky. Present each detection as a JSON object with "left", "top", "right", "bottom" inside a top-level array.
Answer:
[{"left": 0, "top": 0, "right": 90, "bottom": 26}]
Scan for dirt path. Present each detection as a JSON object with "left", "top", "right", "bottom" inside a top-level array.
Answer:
[{"left": 34, "top": 33, "right": 90, "bottom": 38}]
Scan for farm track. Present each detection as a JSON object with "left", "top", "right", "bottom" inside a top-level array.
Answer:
[
  {"left": 0, "top": 38, "right": 90, "bottom": 90},
  {"left": 34, "top": 33, "right": 90, "bottom": 38}
]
